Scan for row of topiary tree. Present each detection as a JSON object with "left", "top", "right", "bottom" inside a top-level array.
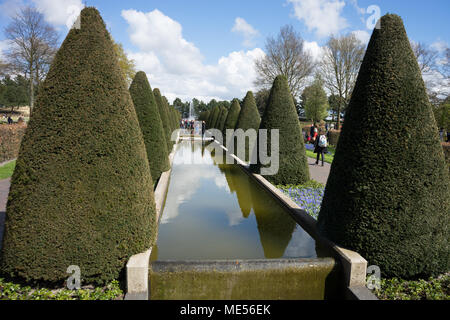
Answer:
[
  {"left": 0, "top": 7, "right": 180, "bottom": 285},
  {"left": 203, "top": 14, "right": 449, "bottom": 280}
]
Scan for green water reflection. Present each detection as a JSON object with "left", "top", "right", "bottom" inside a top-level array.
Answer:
[{"left": 152, "top": 140, "right": 317, "bottom": 261}]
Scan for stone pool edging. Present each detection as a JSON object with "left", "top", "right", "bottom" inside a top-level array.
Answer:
[
  {"left": 212, "top": 139, "right": 377, "bottom": 300},
  {"left": 125, "top": 133, "right": 181, "bottom": 300}
]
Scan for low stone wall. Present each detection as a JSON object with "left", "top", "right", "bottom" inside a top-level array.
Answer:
[
  {"left": 0, "top": 123, "right": 27, "bottom": 162},
  {"left": 150, "top": 259, "right": 338, "bottom": 300}
]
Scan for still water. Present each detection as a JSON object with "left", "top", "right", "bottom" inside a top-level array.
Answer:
[{"left": 152, "top": 139, "right": 318, "bottom": 261}]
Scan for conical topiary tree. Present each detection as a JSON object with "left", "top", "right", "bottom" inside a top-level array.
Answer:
[
  {"left": 154, "top": 88, "right": 172, "bottom": 151},
  {"left": 0, "top": 7, "right": 157, "bottom": 284},
  {"left": 129, "top": 71, "right": 170, "bottom": 182},
  {"left": 217, "top": 107, "right": 228, "bottom": 132},
  {"left": 251, "top": 75, "right": 310, "bottom": 185},
  {"left": 317, "top": 14, "right": 450, "bottom": 279},
  {"left": 235, "top": 91, "right": 261, "bottom": 161},
  {"left": 209, "top": 106, "right": 220, "bottom": 129}
]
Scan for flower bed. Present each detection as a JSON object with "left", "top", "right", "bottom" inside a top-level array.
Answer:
[{"left": 277, "top": 180, "right": 325, "bottom": 219}]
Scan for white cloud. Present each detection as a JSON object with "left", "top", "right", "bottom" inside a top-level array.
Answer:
[
  {"left": 303, "top": 40, "right": 324, "bottom": 62},
  {"left": 288, "top": 0, "right": 348, "bottom": 38},
  {"left": 122, "top": 9, "right": 265, "bottom": 103},
  {"left": 32, "top": 0, "right": 84, "bottom": 29},
  {"left": 232, "top": 17, "right": 259, "bottom": 47},
  {"left": 431, "top": 40, "right": 448, "bottom": 53},
  {"left": 352, "top": 30, "right": 371, "bottom": 44},
  {"left": 0, "top": 40, "right": 12, "bottom": 60}
]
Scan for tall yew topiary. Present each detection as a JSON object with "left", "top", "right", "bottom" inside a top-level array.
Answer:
[
  {"left": 224, "top": 99, "right": 241, "bottom": 132},
  {"left": 235, "top": 91, "right": 261, "bottom": 161},
  {"left": 217, "top": 107, "right": 228, "bottom": 132},
  {"left": 129, "top": 71, "right": 170, "bottom": 182},
  {"left": 251, "top": 75, "right": 309, "bottom": 185},
  {"left": 317, "top": 14, "right": 450, "bottom": 279},
  {"left": 236, "top": 91, "right": 261, "bottom": 132},
  {"left": 209, "top": 106, "right": 220, "bottom": 129},
  {"left": 154, "top": 88, "right": 172, "bottom": 151},
  {"left": 0, "top": 7, "right": 157, "bottom": 284}
]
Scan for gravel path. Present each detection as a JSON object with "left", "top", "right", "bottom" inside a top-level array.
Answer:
[{"left": 307, "top": 156, "right": 331, "bottom": 185}]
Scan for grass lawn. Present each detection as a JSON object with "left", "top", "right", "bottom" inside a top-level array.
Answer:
[
  {"left": 0, "top": 160, "right": 16, "bottom": 180},
  {"left": 304, "top": 144, "right": 336, "bottom": 164}
]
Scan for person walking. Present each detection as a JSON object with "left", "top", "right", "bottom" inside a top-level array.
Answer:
[
  {"left": 201, "top": 121, "right": 206, "bottom": 140},
  {"left": 309, "top": 123, "right": 315, "bottom": 143},
  {"left": 7, "top": 116, "right": 13, "bottom": 124},
  {"left": 314, "top": 128, "right": 328, "bottom": 166}
]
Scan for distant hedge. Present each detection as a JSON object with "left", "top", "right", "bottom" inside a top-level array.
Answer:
[
  {"left": 327, "top": 129, "right": 340, "bottom": 146},
  {"left": 0, "top": 123, "right": 27, "bottom": 163},
  {"left": 129, "top": 72, "right": 170, "bottom": 182},
  {"left": 153, "top": 88, "right": 172, "bottom": 151},
  {"left": 0, "top": 7, "right": 157, "bottom": 284},
  {"left": 251, "top": 75, "right": 310, "bottom": 185}
]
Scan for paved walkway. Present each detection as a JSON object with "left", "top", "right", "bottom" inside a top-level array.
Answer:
[
  {"left": 307, "top": 156, "right": 331, "bottom": 185},
  {"left": 0, "top": 178, "right": 10, "bottom": 250}
]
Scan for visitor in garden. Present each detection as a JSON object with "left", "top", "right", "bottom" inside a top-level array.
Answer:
[
  {"left": 201, "top": 121, "right": 206, "bottom": 139},
  {"left": 439, "top": 128, "right": 444, "bottom": 141},
  {"left": 309, "top": 123, "right": 315, "bottom": 142},
  {"left": 314, "top": 129, "right": 328, "bottom": 166},
  {"left": 312, "top": 126, "right": 318, "bottom": 143},
  {"left": 7, "top": 116, "right": 13, "bottom": 124}
]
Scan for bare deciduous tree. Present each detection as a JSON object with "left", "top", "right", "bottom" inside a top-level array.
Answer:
[
  {"left": 411, "top": 41, "right": 438, "bottom": 74},
  {"left": 320, "top": 33, "right": 365, "bottom": 130},
  {"left": 4, "top": 6, "right": 59, "bottom": 114},
  {"left": 254, "top": 25, "right": 315, "bottom": 98}
]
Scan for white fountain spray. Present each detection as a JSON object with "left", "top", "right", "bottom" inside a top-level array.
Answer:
[{"left": 188, "top": 101, "right": 194, "bottom": 120}]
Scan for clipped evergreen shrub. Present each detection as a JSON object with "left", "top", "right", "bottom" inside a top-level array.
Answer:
[
  {"left": 129, "top": 71, "right": 170, "bottom": 182},
  {"left": 209, "top": 106, "right": 220, "bottom": 129},
  {"left": 153, "top": 88, "right": 172, "bottom": 150},
  {"left": 317, "top": 14, "right": 450, "bottom": 279},
  {"left": 217, "top": 107, "right": 228, "bottom": 132},
  {"left": 224, "top": 99, "right": 241, "bottom": 133},
  {"left": 235, "top": 91, "right": 261, "bottom": 161},
  {"left": 0, "top": 7, "right": 157, "bottom": 284},
  {"left": 251, "top": 75, "right": 310, "bottom": 185},
  {"left": 199, "top": 110, "right": 210, "bottom": 122}
]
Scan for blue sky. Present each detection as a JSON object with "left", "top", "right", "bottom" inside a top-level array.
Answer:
[{"left": 0, "top": 0, "right": 449, "bottom": 102}]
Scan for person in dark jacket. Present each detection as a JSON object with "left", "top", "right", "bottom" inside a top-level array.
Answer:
[
  {"left": 201, "top": 121, "right": 206, "bottom": 139},
  {"left": 314, "top": 128, "right": 328, "bottom": 166}
]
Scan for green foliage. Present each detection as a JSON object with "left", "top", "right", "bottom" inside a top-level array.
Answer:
[
  {"left": 433, "top": 102, "right": 449, "bottom": 131},
  {"left": 217, "top": 107, "right": 228, "bottom": 132},
  {"left": 209, "top": 106, "right": 220, "bottom": 129},
  {"left": 199, "top": 110, "right": 210, "bottom": 121},
  {"left": 374, "top": 274, "right": 450, "bottom": 300},
  {"left": 317, "top": 14, "right": 450, "bottom": 279},
  {"left": 112, "top": 40, "right": 136, "bottom": 86},
  {"left": 251, "top": 75, "right": 310, "bottom": 185},
  {"left": 302, "top": 77, "right": 329, "bottom": 122},
  {"left": 236, "top": 91, "right": 261, "bottom": 132},
  {"left": 223, "top": 99, "right": 241, "bottom": 132},
  {"left": 235, "top": 91, "right": 261, "bottom": 160},
  {"left": 0, "top": 7, "right": 157, "bottom": 284},
  {"left": 0, "top": 75, "right": 29, "bottom": 111},
  {"left": 129, "top": 71, "right": 170, "bottom": 182},
  {"left": 153, "top": 88, "right": 173, "bottom": 151},
  {"left": 0, "top": 277, "right": 123, "bottom": 300}
]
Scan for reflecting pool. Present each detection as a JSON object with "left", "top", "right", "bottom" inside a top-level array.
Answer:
[{"left": 152, "top": 139, "right": 318, "bottom": 261}]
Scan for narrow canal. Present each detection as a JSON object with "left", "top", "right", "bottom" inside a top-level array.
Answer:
[{"left": 151, "top": 139, "right": 319, "bottom": 261}]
